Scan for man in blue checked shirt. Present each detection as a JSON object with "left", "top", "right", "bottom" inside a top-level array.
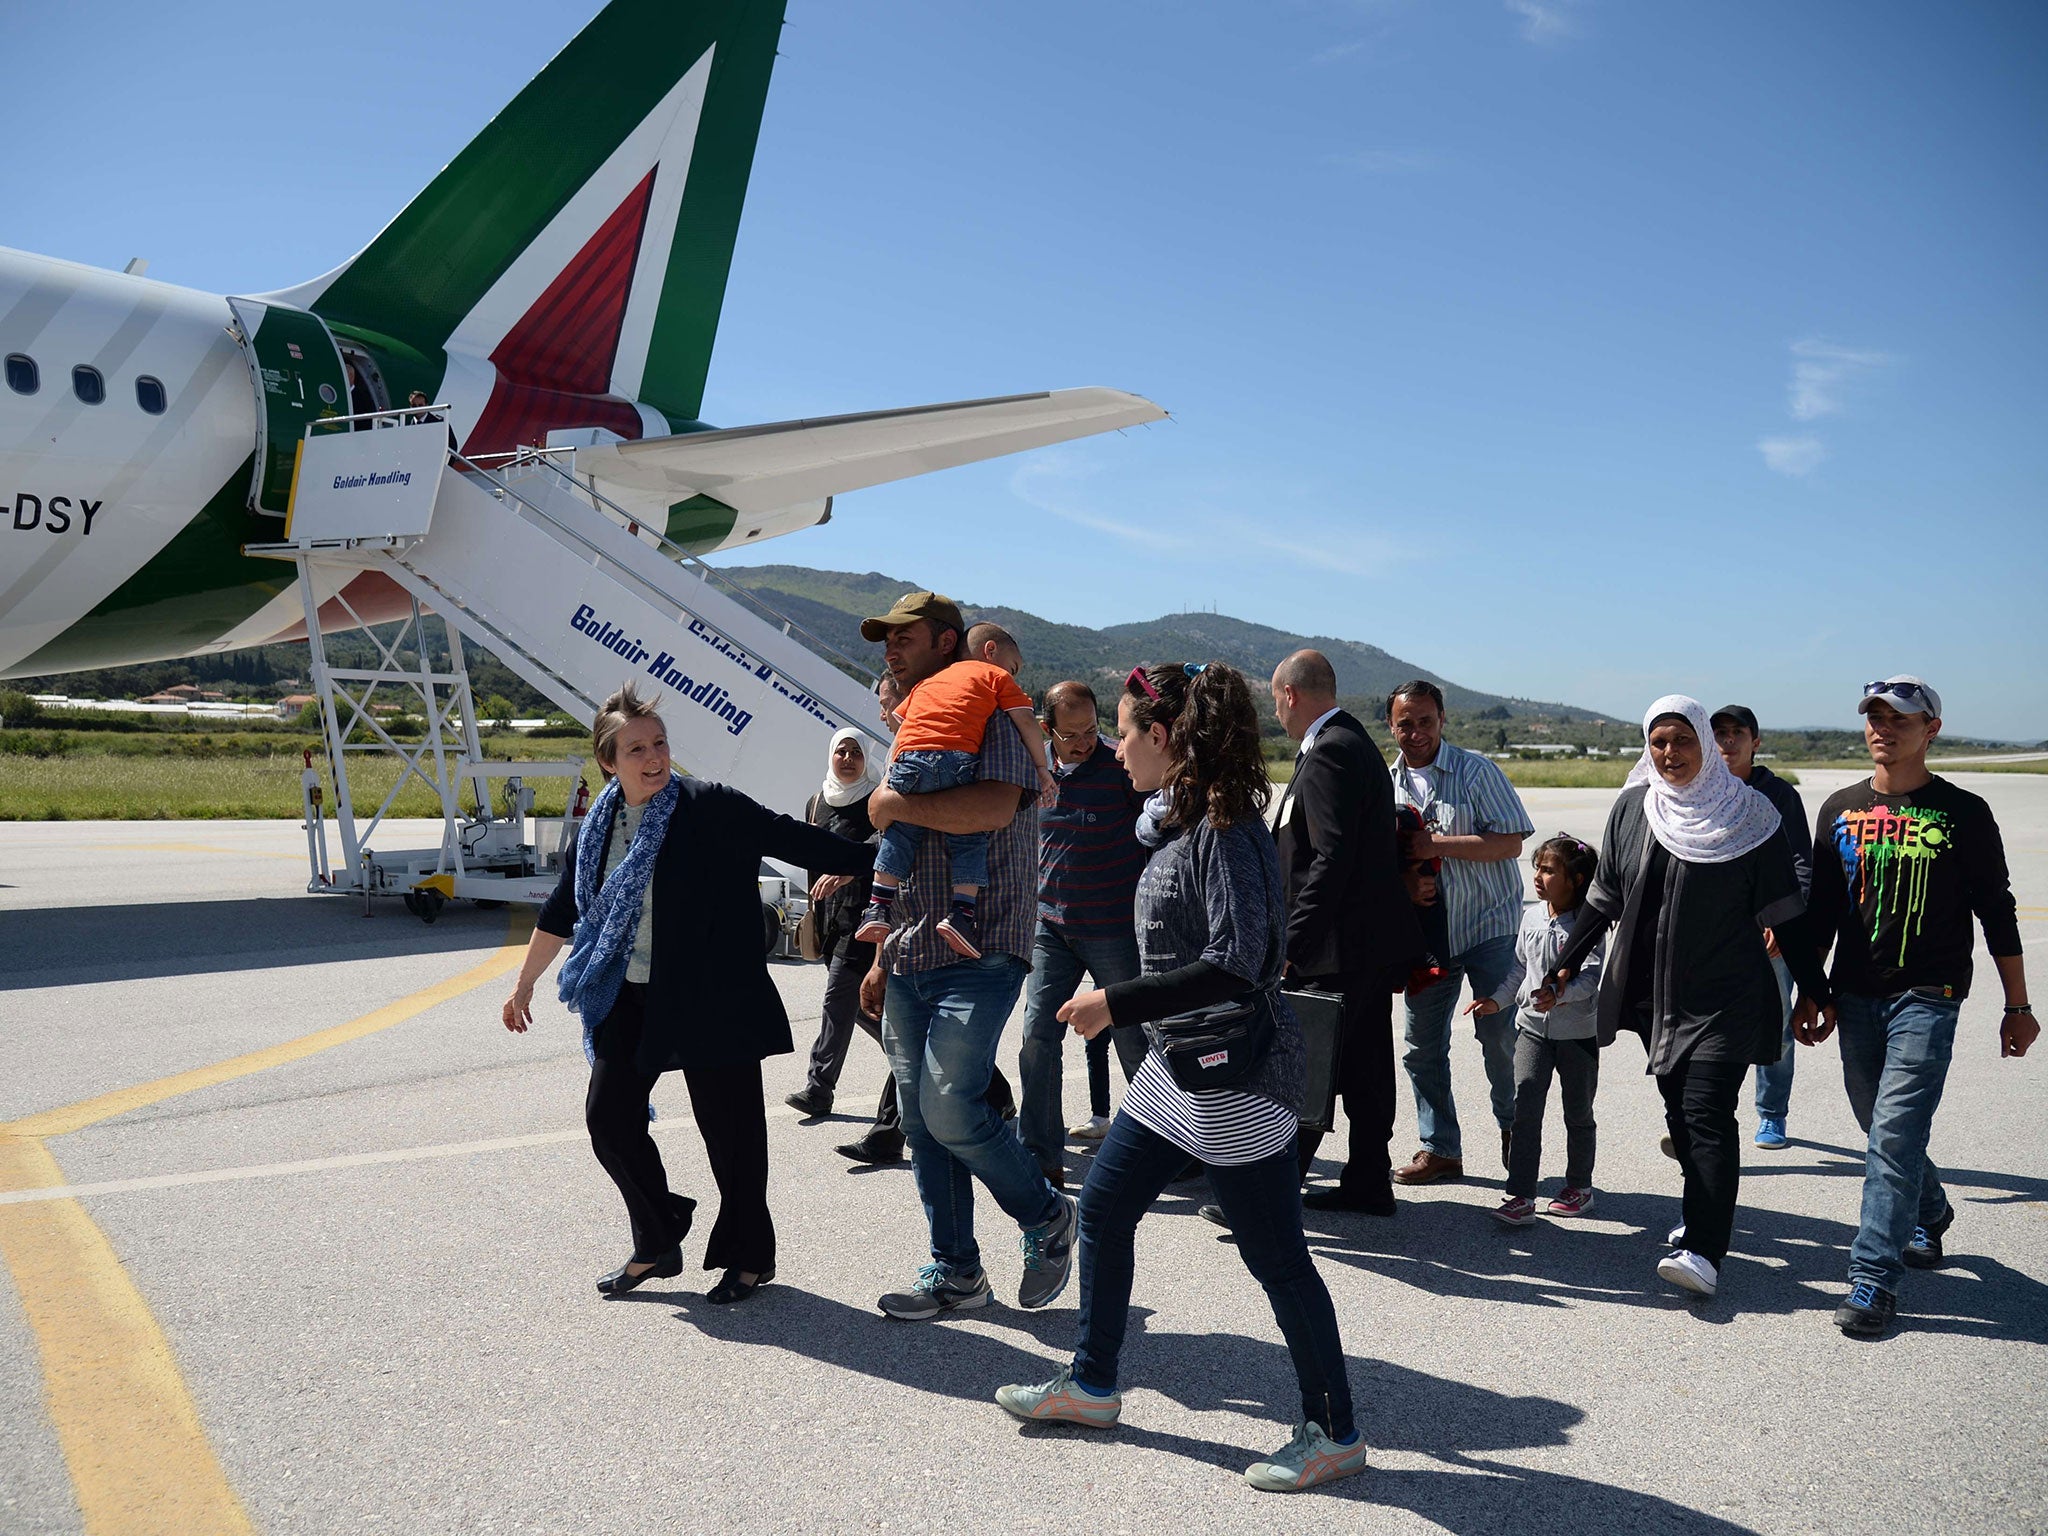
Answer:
[{"left": 1385, "top": 681, "right": 1535, "bottom": 1184}]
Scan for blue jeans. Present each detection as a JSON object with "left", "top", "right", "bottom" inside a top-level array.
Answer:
[
  {"left": 1018, "top": 921, "right": 1144, "bottom": 1169},
  {"left": 883, "top": 954, "right": 1058, "bottom": 1275},
  {"left": 1401, "top": 930, "right": 1519, "bottom": 1161},
  {"left": 875, "top": 749, "right": 987, "bottom": 889},
  {"left": 1837, "top": 990, "right": 1958, "bottom": 1294},
  {"left": 1072, "top": 1113, "right": 1354, "bottom": 1440},
  {"left": 1751, "top": 954, "right": 1797, "bottom": 1119}
]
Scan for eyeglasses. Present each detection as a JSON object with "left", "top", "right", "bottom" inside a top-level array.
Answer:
[
  {"left": 1048, "top": 724, "right": 1097, "bottom": 745},
  {"left": 1126, "top": 662, "right": 1209, "bottom": 701},
  {"left": 1863, "top": 679, "right": 1934, "bottom": 712}
]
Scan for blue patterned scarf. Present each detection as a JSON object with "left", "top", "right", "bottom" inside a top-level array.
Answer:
[{"left": 557, "top": 773, "right": 680, "bottom": 1064}]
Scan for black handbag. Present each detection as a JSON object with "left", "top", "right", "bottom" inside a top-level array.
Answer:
[
  {"left": 1284, "top": 988, "right": 1346, "bottom": 1133},
  {"left": 1149, "top": 992, "right": 1279, "bottom": 1091}
]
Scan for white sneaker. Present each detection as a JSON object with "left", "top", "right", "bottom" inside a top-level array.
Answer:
[
  {"left": 1657, "top": 1249, "right": 1718, "bottom": 1297},
  {"left": 1667, "top": 1223, "right": 1686, "bottom": 1249},
  {"left": 1068, "top": 1114, "right": 1112, "bottom": 1141}
]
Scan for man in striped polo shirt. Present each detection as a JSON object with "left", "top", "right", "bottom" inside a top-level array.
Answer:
[
  {"left": 1386, "top": 680, "right": 1535, "bottom": 1184},
  {"left": 1017, "top": 680, "right": 1152, "bottom": 1186}
]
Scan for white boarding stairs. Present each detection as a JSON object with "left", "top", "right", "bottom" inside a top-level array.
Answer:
[{"left": 247, "top": 409, "right": 887, "bottom": 931}]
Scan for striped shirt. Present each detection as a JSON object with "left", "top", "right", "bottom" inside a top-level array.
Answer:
[
  {"left": 1123, "top": 1054, "right": 1299, "bottom": 1165},
  {"left": 881, "top": 703, "right": 1041, "bottom": 974},
  {"left": 1039, "top": 737, "right": 1148, "bottom": 937},
  {"left": 1118, "top": 817, "right": 1302, "bottom": 1165},
  {"left": 1389, "top": 739, "right": 1534, "bottom": 956}
]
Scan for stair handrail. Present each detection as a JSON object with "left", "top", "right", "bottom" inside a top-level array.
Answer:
[{"left": 450, "top": 448, "right": 882, "bottom": 689}]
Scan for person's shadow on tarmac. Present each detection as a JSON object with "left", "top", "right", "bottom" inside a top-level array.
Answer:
[
  {"left": 655, "top": 1286, "right": 1762, "bottom": 1529},
  {"left": 1292, "top": 1142, "right": 2048, "bottom": 1345}
]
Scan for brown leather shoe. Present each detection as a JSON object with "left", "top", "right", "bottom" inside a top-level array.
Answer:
[{"left": 1392, "top": 1149, "right": 1464, "bottom": 1185}]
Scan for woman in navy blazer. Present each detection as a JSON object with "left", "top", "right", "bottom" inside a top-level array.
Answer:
[{"left": 503, "top": 686, "right": 874, "bottom": 1303}]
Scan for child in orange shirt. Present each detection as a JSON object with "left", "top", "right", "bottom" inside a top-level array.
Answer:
[{"left": 856, "top": 638, "right": 1054, "bottom": 958}]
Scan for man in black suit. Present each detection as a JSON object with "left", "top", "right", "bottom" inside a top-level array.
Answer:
[{"left": 1270, "top": 649, "right": 1420, "bottom": 1214}]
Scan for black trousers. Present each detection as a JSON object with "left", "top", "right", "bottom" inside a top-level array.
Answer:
[
  {"left": 1656, "top": 1050, "right": 1748, "bottom": 1267},
  {"left": 1295, "top": 975, "right": 1397, "bottom": 1196},
  {"left": 1506, "top": 1033, "right": 1599, "bottom": 1196},
  {"left": 585, "top": 983, "right": 775, "bottom": 1273},
  {"left": 804, "top": 935, "right": 879, "bottom": 1092}
]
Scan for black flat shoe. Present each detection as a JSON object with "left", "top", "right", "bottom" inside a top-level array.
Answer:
[
  {"left": 706, "top": 1266, "right": 774, "bottom": 1304},
  {"left": 1303, "top": 1187, "right": 1399, "bottom": 1217},
  {"left": 597, "top": 1246, "right": 683, "bottom": 1296}
]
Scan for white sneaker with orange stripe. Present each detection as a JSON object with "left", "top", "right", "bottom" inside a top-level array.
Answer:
[
  {"left": 1244, "top": 1420, "right": 1369, "bottom": 1492},
  {"left": 993, "top": 1365, "right": 1122, "bottom": 1428}
]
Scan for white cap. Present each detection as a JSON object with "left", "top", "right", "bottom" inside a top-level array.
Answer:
[{"left": 1859, "top": 676, "right": 1941, "bottom": 718}]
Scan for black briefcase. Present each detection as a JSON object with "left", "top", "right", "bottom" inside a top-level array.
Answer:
[{"left": 1284, "top": 988, "right": 1346, "bottom": 1134}]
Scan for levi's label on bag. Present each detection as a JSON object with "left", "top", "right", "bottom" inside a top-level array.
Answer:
[{"left": 1151, "top": 995, "right": 1276, "bottom": 1091}]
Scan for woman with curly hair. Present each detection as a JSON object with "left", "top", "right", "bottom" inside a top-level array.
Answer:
[{"left": 992, "top": 662, "right": 1366, "bottom": 1494}]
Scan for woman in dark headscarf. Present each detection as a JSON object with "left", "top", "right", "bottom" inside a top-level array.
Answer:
[{"left": 1544, "top": 696, "right": 1834, "bottom": 1300}]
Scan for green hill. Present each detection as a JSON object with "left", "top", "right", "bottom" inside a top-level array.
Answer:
[{"left": 721, "top": 563, "right": 1606, "bottom": 751}]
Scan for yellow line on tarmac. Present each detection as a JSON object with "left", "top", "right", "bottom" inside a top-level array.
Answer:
[
  {"left": 0, "top": 1137, "right": 254, "bottom": 1536},
  {"left": 4, "top": 912, "right": 532, "bottom": 1139},
  {"left": 0, "top": 910, "right": 531, "bottom": 1534}
]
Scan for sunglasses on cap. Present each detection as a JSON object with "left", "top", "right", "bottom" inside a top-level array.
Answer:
[
  {"left": 1862, "top": 679, "right": 1936, "bottom": 713},
  {"left": 1126, "top": 662, "right": 1209, "bottom": 701}
]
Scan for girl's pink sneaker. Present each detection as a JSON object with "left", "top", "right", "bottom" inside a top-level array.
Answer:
[{"left": 1490, "top": 1195, "right": 1536, "bottom": 1226}]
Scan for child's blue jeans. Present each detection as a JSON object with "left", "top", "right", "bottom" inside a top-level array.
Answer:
[{"left": 875, "top": 749, "right": 987, "bottom": 889}]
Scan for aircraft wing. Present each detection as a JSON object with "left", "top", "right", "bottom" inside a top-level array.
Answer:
[{"left": 573, "top": 387, "right": 1166, "bottom": 514}]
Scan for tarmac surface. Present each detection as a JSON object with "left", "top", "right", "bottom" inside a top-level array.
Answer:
[{"left": 1, "top": 772, "right": 2044, "bottom": 1535}]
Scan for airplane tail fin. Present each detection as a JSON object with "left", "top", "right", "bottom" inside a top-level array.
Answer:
[{"left": 274, "top": 0, "right": 784, "bottom": 448}]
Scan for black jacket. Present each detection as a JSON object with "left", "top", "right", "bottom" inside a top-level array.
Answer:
[
  {"left": 1273, "top": 709, "right": 1424, "bottom": 986},
  {"left": 537, "top": 778, "right": 874, "bottom": 1073},
  {"left": 1555, "top": 783, "right": 1829, "bottom": 1071},
  {"left": 805, "top": 789, "right": 878, "bottom": 954}
]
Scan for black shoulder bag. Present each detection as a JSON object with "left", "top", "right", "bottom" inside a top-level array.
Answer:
[{"left": 1149, "top": 992, "right": 1278, "bottom": 1092}]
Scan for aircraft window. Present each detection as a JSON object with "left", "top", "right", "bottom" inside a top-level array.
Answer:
[
  {"left": 136, "top": 375, "right": 167, "bottom": 415},
  {"left": 73, "top": 365, "right": 106, "bottom": 405},
  {"left": 4, "top": 354, "right": 36, "bottom": 395}
]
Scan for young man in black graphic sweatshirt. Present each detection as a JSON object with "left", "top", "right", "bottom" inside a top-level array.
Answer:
[{"left": 1798, "top": 676, "right": 2035, "bottom": 1338}]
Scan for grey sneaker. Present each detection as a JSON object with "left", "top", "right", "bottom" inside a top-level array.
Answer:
[
  {"left": 1244, "top": 1420, "right": 1369, "bottom": 1492},
  {"left": 1017, "top": 1194, "right": 1077, "bottom": 1310},
  {"left": 878, "top": 1263, "right": 991, "bottom": 1321},
  {"left": 994, "top": 1364, "right": 1123, "bottom": 1427}
]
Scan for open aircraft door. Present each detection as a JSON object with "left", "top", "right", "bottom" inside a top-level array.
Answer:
[{"left": 226, "top": 297, "right": 351, "bottom": 515}]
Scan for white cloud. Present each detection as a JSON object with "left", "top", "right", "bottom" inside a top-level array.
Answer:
[
  {"left": 1758, "top": 435, "right": 1827, "bottom": 476},
  {"left": 1008, "top": 456, "right": 1190, "bottom": 554},
  {"left": 1309, "top": 38, "right": 1370, "bottom": 65},
  {"left": 1009, "top": 456, "right": 1411, "bottom": 576},
  {"left": 1505, "top": 0, "right": 1577, "bottom": 43},
  {"left": 1192, "top": 512, "right": 1413, "bottom": 579},
  {"left": 1326, "top": 148, "right": 1435, "bottom": 174},
  {"left": 1787, "top": 337, "right": 1891, "bottom": 421}
]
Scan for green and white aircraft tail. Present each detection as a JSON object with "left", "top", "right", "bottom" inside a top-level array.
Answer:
[{"left": 1, "top": 0, "right": 1162, "bottom": 817}]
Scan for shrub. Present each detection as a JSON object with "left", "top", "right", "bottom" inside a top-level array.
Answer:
[{"left": 0, "top": 690, "right": 41, "bottom": 726}]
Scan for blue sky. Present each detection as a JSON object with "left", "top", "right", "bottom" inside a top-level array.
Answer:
[{"left": 7, "top": 1, "right": 2044, "bottom": 737}]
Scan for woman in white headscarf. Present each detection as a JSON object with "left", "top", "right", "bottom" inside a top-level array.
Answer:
[
  {"left": 1543, "top": 696, "right": 1834, "bottom": 1300},
  {"left": 784, "top": 728, "right": 893, "bottom": 1124}
]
